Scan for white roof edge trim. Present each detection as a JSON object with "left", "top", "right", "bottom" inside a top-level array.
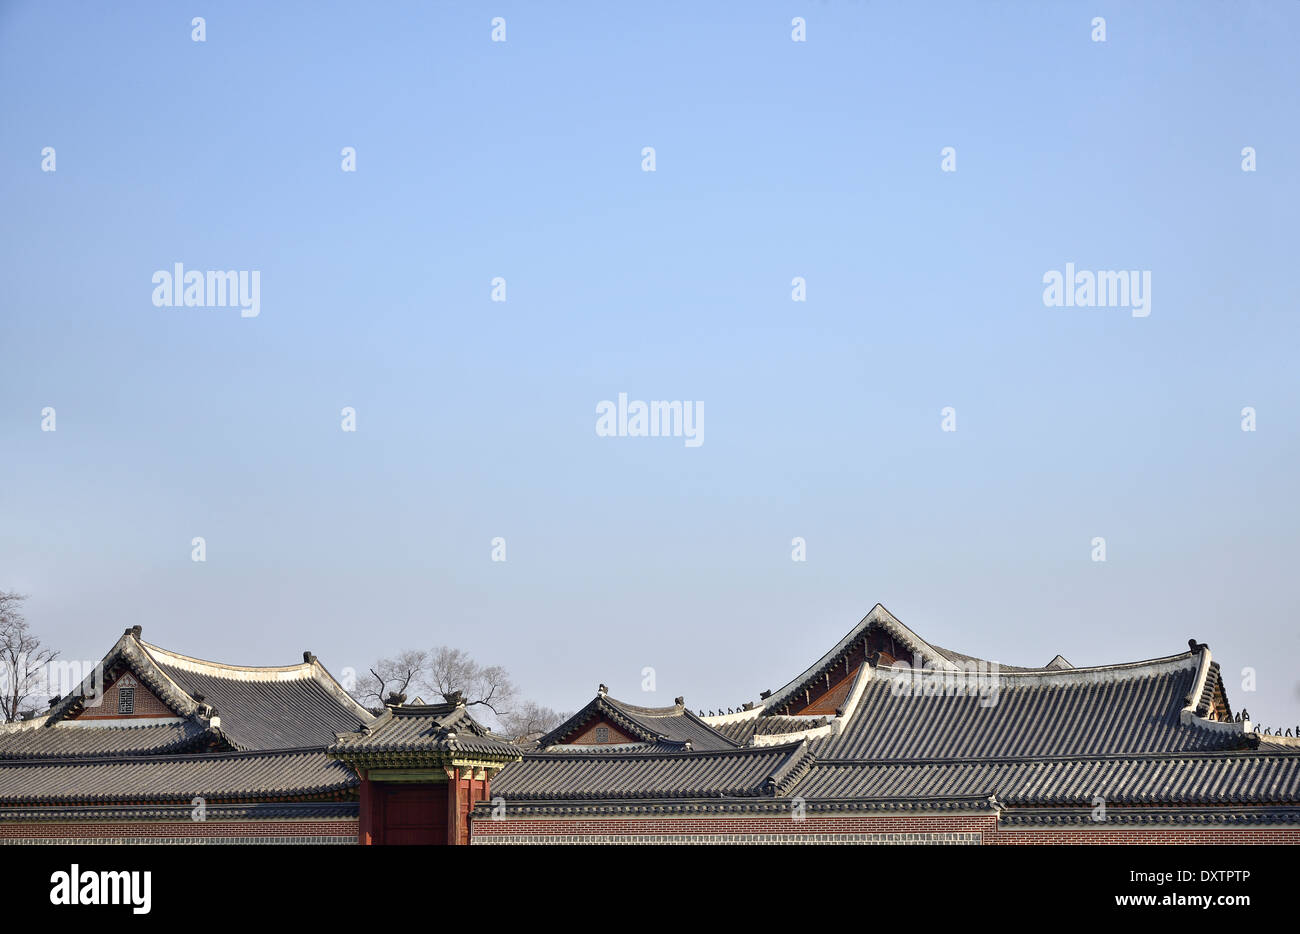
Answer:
[
  {"left": 831, "top": 663, "right": 874, "bottom": 735},
  {"left": 873, "top": 652, "right": 1200, "bottom": 686},
  {"left": 753, "top": 723, "right": 834, "bottom": 746},
  {"left": 54, "top": 716, "right": 187, "bottom": 729},
  {"left": 1179, "top": 647, "right": 1249, "bottom": 734},
  {"left": 141, "top": 641, "right": 314, "bottom": 681},
  {"left": 764, "top": 604, "right": 959, "bottom": 711},
  {"left": 699, "top": 707, "right": 762, "bottom": 726},
  {"left": 140, "top": 641, "right": 375, "bottom": 721}
]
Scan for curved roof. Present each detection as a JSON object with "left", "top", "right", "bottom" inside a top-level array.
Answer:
[
  {"left": 13, "top": 629, "right": 371, "bottom": 759},
  {"left": 487, "top": 606, "right": 1289, "bottom": 815},
  {"left": 329, "top": 703, "right": 522, "bottom": 763},
  {"left": 0, "top": 718, "right": 226, "bottom": 759},
  {"left": 0, "top": 748, "right": 356, "bottom": 805},
  {"left": 493, "top": 741, "right": 812, "bottom": 800},
  {"left": 813, "top": 653, "right": 1242, "bottom": 760},
  {"left": 143, "top": 642, "right": 372, "bottom": 750},
  {"left": 790, "top": 749, "right": 1300, "bottom": 807},
  {"left": 537, "top": 692, "right": 740, "bottom": 752}
]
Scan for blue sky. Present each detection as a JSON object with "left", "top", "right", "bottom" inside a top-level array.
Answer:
[{"left": 2, "top": 2, "right": 1298, "bottom": 725}]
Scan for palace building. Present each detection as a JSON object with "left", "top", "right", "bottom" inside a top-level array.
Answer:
[
  {"left": 0, "top": 626, "right": 367, "bottom": 844},
  {"left": 3, "top": 606, "right": 1298, "bottom": 844}
]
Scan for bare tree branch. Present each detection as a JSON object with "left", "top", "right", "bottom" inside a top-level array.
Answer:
[
  {"left": 350, "top": 643, "right": 558, "bottom": 739},
  {"left": 0, "top": 592, "right": 59, "bottom": 723},
  {"left": 349, "top": 649, "right": 428, "bottom": 708},
  {"left": 423, "top": 647, "right": 518, "bottom": 714},
  {"left": 497, "top": 701, "right": 570, "bottom": 743}
]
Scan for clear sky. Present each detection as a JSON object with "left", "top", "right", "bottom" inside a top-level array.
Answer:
[{"left": 2, "top": 2, "right": 1297, "bottom": 726}]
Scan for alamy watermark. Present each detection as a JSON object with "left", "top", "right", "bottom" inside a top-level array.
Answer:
[
  {"left": 595, "top": 393, "right": 703, "bottom": 447},
  {"left": 888, "top": 654, "right": 1001, "bottom": 708},
  {"left": 1042, "top": 263, "right": 1150, "bottom": 318},
  {"left": 1, "top": 657, "right": 108, "bottom": 710},
  {"left": 152, "top": 263, "right": 260, "bottom": 318}
]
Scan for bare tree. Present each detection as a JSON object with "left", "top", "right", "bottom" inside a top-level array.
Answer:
[
  {"left": 350, "top": 644, "right": 558, "bottom": 737},
  {"left": 352, "top": 649, "right": 429, "bottom": 709},
  {"left": 0, "top": 592, "right": 59, "bottom": 723},
  {"left": 497, "top": 701, "right": 569, "bottom": 743},
  {"left": 425, "top": 646, "right": 517, "bottom": 716}
]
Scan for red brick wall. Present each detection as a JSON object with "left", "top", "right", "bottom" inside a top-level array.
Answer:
[
  {"left": 74, "top": 674, "right": 174, "bottom": 720},
  {"left": 568, "top": 716, "right": 637, "bottom": 745},
  {"left": 471, "top": 814, "right": 1300, "bottom": 844},
  {"left": 0, "top": 820, "right": 358, "bottom": 842}
]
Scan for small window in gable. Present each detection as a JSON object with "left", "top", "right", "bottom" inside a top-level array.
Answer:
[
  {"left": 594, "top": 726, "right": 610, "bottom": 743},
  {"left": 118, "top": 685, "right": 135, "bottom": 715}
]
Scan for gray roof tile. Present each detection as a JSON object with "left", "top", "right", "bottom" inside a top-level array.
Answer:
[
  {"left": 0, "top": 748, "right": 356, "bottom": 804},
  {"left": 813, "top": 656, "right": 1239, "bottom": 760},
  {"left": 789, "top": 751, "right": 1300, "bottom": 806},
  {"left": 492, "top": 741, "right": 811, "bottom": 799},
  {"left": 328, "top": 703, "right": 521, "bottom": 760},
  {"left": 0, "top": 718, "right": 223, "bottom": 759}
]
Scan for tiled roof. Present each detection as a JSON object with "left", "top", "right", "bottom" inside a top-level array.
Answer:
[
  {"left": 328, "top": 703, "right": 522, "bottom": 761},
  {"left": 0, "top": 630, "right": 376, "bottom": 809},
  {"left": 492, "top": 741, "right": 812, "bottom": 799},
  {"left": 790, "top": 750, "right": 1300, "bottom": 807},
  {"left": 0, "top": 717, "right": 225, "bottom": 759},
  {"left": 706, "top": 714, "right": 828, "bottom": 746},
  {"left": 538, "top": 693, "right": 739, "bottom": 751},
  {"left": 762, "top": 604, "right": 959, "bottom": 712},
  {"left": 144, "top": 642, "right": 374, "bottom": 750},
  {"left": 812, "top": 654, "right": 1244, "bottom": 760},
  {"left": 8, "top": 607, "right": 1293, "bottom": 825},
  {"left": 490, "top": 607, "right": 1296, "bottom": 818},
  {"left": 36, "top": 630, "right": 373, "bottom": 753},
  {"left": 0, "top": 748, "right": 357, "bottom": 805}
]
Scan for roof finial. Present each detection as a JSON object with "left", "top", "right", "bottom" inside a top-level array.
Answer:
[
  {"left": 303, "top": 651, "right": 317, "bottom": 664},
  {"left": 598, "top": 683, "right": 608, "bottom": 696}
]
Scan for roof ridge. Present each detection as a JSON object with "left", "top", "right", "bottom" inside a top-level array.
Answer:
[
  {"left": 813, "top": 748, "right": 1299, "bottom": 767},
  {"left": 143, "top": 640, "right": 375, "bottom": 725},
  {"left": 678, "top": 707, "right": 745, "bottom": 747},
  {"left": 763, "top": 604, "right": 959, "bottom": 712},
  {"left": 522, "top": 739, "right": 808, "bottom": 762},
  {"left": 44, "top": 633, "right": 200, "bottom": 726},
  {"left": 873, "top": 650, "right": 1200, "bottom": 682},
  {"left": 142, "top": 641, "right": 316, "bottom": 678},
  {"left": 0, "top": 745, "right": 333, "bottom": 768},
  {"left": 605, "top": 696, "right": 684, "bottom": 718}
]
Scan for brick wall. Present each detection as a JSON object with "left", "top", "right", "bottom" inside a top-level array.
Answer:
[
  {"left": 470, "top": 814, "right": 1300, "bottom": 844},
  {"left": 567, "top": 717, "right": 637, "bottom": 745},
  {"left": 0, "top": 820, "right": 358, "bottom": 844},
  {"left": 74, "top": 674, "right": 174, "bottom": 720}
]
